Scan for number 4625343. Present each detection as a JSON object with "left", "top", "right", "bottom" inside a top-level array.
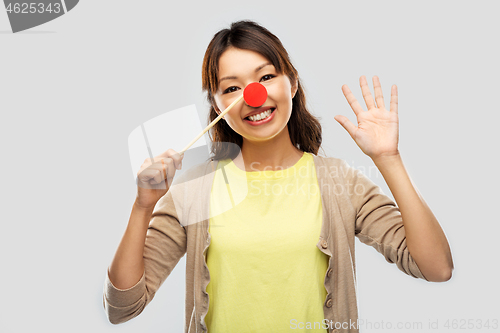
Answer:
[{"left": 5, "top": 3, "right": 61, "bottom": 14}]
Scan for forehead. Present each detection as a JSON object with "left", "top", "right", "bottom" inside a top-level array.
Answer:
[{"left": 218, "top": 48, "right": 273, "bottom": 76}]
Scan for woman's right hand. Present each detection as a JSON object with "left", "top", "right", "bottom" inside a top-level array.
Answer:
[{"left": 135, "top": 149, "right": 183, "bottom": 209}]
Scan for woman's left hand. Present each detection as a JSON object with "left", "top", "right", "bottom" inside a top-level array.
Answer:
[{"left": 335, "top": 75, "right": 400, "bottom": 161}]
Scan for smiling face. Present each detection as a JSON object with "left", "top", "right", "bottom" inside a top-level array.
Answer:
[{"left": 213, "top": 47, "right": 298, "bottom": 143}]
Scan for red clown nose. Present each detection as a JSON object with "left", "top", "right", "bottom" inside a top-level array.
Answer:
[{"left": 243, "top": 82, "right": 268, "bottom": 107}]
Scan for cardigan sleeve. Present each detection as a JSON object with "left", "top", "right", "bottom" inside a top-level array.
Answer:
[
  {"left": 341, "top": 160, "right": 429, "bottom": 281},
  {"left": 103, "top": 187, "right": 188, "bottom": 324}
]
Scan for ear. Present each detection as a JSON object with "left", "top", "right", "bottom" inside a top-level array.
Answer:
[
  {"left": 211, "top": 98, "right": 219, "bottom": 113},
  {"left": 212, "top": 102, "right": 224, "bottom": 119},
  {"left": 291, "top": 78, "right": 298, "bottom": 99}
]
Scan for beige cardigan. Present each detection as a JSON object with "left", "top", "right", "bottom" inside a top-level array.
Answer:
[{"left": 103, "top": 154, "right": 428, "bottom": 333}]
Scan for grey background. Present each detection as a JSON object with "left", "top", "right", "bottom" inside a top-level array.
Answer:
[{"left": 1, "top": 1, "right": 498, "bottom": 332}]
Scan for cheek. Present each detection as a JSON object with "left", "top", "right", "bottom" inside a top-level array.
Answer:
[
  {"left": 226, "top": 108, "right": 240, "bottom": 119},
  {"left": 216, "top": 94, "right": 242, "bottom": 112},
  {"left": 271, "top": 80, "right": 292, "bottom": 98}
]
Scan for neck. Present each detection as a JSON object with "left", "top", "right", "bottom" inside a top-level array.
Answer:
[{"left": 233, "top": 125, "right": 304, "bottom": 172}]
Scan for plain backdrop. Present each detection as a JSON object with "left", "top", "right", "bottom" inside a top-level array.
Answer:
[{"left": 1, "top": 1, "right": 499, "bottom": 332}]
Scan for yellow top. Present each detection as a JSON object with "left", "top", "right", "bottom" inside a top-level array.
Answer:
[{"left": 206, "top": 152, "right": 329, "bottom": 332}]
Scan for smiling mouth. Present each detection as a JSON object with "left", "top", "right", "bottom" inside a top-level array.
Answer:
[{"left": 244, "top": 108, "right": 275, "bottom": 122}]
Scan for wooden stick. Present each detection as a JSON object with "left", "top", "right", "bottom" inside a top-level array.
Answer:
[{"left": 179, "top": 94, "right": 244, "bottom": 156}]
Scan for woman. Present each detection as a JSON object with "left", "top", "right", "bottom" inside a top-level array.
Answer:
[{"left": 103, "top": 20, "right": 453, "bottom": 333}]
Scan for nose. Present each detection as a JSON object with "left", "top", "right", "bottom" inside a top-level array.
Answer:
[{"left": 243, "top": 82, "right": 268, "bottom": 107}]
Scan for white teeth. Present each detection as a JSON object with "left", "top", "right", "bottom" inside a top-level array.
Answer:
[{"left": 248, "top": 109, "right": 272, "bottom": 122}]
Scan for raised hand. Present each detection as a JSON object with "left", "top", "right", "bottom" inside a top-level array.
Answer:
[
  {"left": 135, "top": 149, "right": 183, "bottom": 209},
  {"left": 334, "top": 75, "right": 400, "bottom": 160}
]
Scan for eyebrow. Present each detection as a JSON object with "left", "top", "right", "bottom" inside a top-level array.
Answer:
[{"left": 219, "top": 62, "right": 273, "bottom": 83}]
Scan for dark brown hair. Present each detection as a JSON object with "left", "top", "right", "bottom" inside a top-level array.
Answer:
[{"left": 202, "top": 20, "right": 324, "bottom": 161}]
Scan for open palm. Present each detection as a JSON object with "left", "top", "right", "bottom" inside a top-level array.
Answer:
[{"left": 334, "top": 75, "right": 400, "bottom": 160}]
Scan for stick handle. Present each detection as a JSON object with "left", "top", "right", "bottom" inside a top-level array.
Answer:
[{"left": 179, "top": 94, "right": 244, "bottom": 156}]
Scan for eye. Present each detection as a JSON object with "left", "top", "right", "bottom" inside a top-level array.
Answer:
[
  {"left": 260, "top": 74, "right": 275, "bottom": 82},
  {"left": 223, "top": 86, "right": 239, "bottom": 94}
]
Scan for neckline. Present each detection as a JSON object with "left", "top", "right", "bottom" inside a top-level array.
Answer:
[{"left": 223, "top": 151, "right": 309, "bottom": 180}]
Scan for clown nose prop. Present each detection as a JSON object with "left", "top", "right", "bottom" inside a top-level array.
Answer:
[
  {"left": 179, "top": 82, "right": 268, "bottom": 155},
  {"left": 243, "top": 82, "right": 268, "bottom": 107}
]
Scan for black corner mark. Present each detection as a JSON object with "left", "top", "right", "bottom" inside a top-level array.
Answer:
[{"left": 4, "top": 0, "right": 79, "bottom": 33}]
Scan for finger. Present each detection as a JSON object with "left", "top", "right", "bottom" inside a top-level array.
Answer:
[
  {"left": 142, "top": 157, "right": 154, "bottom": 168},
  {"left": 136, "top": 170, "right": 167, "bottom": 190},
  {"left": 150, "top": 168, "right": 164, "bottom": 185},
  {"left": 138, "top": 167, "right": 160, "bottom": 185},
  {"left": 151, "top": 157, "right": 174, "bottom": 184},
  {"left": 139, "top": 157, "right": 174, "bottom": 185},
  {"left": 390, "top": 85, "right": 398, "bottom": 114},
  {"left": 163, "top": 157, "right": 177, "bottom": 188},
  {"left": 342, "top": 84, "right": 364, "bottom": 116},
  {"left": 372, "top": 76, "right": 385, "bottom": 109},
  {"left": 334, "top": 115, "right": 357, "bottom": 139},
  {"left": 149, "top": 159, "right": 169, "bottom": 185},
  {"left": 160, "top": 159, "right": 167, "bottom": 179},
  {"left": 157, "top": 149, "right": 183, "bottom": 170},
  {"left": 360, "top": 75, "right": 376, "bottom": 110}
]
